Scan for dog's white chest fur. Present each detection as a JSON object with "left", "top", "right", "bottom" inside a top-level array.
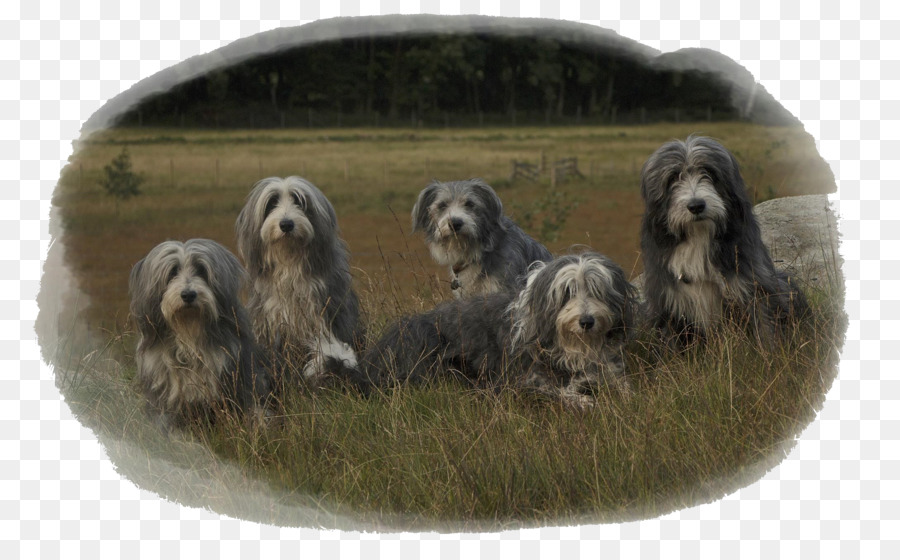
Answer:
[
  {"left": 255, "top": 263, "right": 328, "bottom": 347},
  {"left": 253, "top": 260, "right": 357, "bottom": 379},
  {"left": 451, "top": 264, "right": 502, "bottom": 299},
  {"left": 140, "top": 336, "right": 226, "bottom": 408},
  {"left": 666, "top": 224, "right": 729, "bottom": 328}
]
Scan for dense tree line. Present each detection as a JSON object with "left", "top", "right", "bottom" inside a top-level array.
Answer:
[{"left": 117, "top": 33, "right": 749, "bottom": 129}]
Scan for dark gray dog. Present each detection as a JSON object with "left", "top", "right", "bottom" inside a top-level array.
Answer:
[
  {"left": 639, "top": 135, "right": 807, "bottom": 344},
  {"left": 412, "top": 179, "right": 552, "bottom": 298},
  {"left": 129, "top": 239, "right": 272, "bottom": 432},
  {"left": 236, "top": 176, "right": 362, "bottom": 382},
  {"left": 363, "top": 252, "right": 637, "bottom": 406}
]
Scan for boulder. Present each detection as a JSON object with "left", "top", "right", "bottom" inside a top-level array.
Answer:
[{"left": 753, "top": 194, "right": 841, "bottom": 289}]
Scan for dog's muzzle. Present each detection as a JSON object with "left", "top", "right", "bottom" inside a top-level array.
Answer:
[
  {"left": 450, "top": 217, "right": 465, "bottom": 232},
  {"left": 279, "top": 219, "right": 295, "bottom": 233}
]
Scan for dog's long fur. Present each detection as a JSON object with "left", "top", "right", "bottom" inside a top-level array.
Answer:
[
  {"left": 129, "top": 239, "right": 272, "bottom": 431},
  {"left": 639, "top": 135, "right": 807, "bottom": 344},
  {"left": 412, "top": 179, "right": 552, "bottom": 298},
  {"left": 362, "top": 252, "right": 637, "bottom": 405},
  {"left": 235, "top": 176, "right": 362, "bottom": 382}
]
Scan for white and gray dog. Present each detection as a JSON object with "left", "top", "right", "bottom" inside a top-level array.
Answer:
[
  {"left": 412, "top": 179, "right": 552, "bottom": 298},
  {"left": 129, "top": 239, "right": 272, "bottom": 432},
  {"left": 362, "top": 252, "right": 637, "bottom": 405},
  {"left": 235, "top": 176, "right": 362, "bottom": 383},
  {"left": 639, "top": 135, "right": 807, "bottom": 345}
]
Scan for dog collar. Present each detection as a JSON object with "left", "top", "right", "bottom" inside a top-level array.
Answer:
[
  {"left": 451, "top": 263, "right": 467, "bottom": 291},
  {"left": 450, "top": 263, "right": 486, "bottom": 291}
]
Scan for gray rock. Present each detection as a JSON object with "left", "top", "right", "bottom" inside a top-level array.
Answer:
[{"left": 753, "top": 194, "right": 841, "bottom": 289}]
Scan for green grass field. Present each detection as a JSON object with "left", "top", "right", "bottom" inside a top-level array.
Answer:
[{"left": 46, "top": 122, "right": 842, "bottom": 530}]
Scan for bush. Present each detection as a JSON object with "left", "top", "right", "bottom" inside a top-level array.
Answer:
[{"left": 101, "top": 148, "right": 144, "bottom": 213}]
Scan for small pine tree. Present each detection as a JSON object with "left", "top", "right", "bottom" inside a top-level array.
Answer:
[{"left": 101, "top": 147, "right": 144, "bottom": 214}]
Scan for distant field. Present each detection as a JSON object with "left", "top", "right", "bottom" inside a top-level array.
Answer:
[{"left": 54, "top": 121, "right": 835, "bottom": 336}]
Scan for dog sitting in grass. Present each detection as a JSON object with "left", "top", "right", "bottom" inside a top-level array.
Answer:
[
  {"left": 639, "top": 135, "right": 807, "bottom": 345},
  {"left": 412, "top": 178, "right": 553, "bottom": 298},
  {"left": 362, "top": 251, "right": 638, "bottom": 406},
  {"left": 235, "top": 176, "right": 364, "bottom": 386},
  {"left": 128, "top": 239, "right": 273, "bottom": 432}
]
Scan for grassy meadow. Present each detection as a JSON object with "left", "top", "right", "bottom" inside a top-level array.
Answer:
[{"left": 46, "top": 121, "right": 842, "bottom": 530}]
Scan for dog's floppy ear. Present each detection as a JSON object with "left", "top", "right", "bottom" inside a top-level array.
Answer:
[
  {"left": 128, "top": 257, "right": 145, "bottom": 294},
  {"left": 469, "top": 179, "right": 503, "bottom": 222},
  {"left": 468, "top": 179, "right": 505, "bottom": 252},
  {"left": 128, "top": 254, "right": 158, "bottom": 330},
  {"left": 411, "top": 182, "right": 439, "bottom": 233}
]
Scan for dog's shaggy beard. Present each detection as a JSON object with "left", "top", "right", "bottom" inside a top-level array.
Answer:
[
  {"left": 425, "top": 202, "right": 482, "bottom": 268},
  {"left": 253, "top": 203, "right": 326, "bottom": 356},
  {"left": 662, "top": 177, "right": 742, "bottom": 331},
  {"left": 258, "top": 200, "right": 316, "bottom": 269},
  {"left": 551, "top": 299, "right": 614, "bottom": 370},
  {"left": 151, "top": 252, "right": 227, "bottom": 407},
  {"left": 510, "top": 255, "right": 633, "bottom": 400}
]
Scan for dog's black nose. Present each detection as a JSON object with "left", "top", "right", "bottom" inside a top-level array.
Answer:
[
  {"left": 279, "top": 219, "right": 294, "bottom": 233},
  {"left": 579, "top": 315, "right": 595, "bottom": 330},
  {"left": 450, "top": 218, "right": 464, "bottom": 232},
  {"left": 180, "top": 289, "right": 197, "bottom": 304},
  {"left": 687, "top": 199, "right": 706, "bottom": 215}
]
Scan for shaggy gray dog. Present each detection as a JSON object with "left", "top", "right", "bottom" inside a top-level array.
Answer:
[
  {"left": 129, "top": 239, "right": 272, "bottom": 432},
  {"left": 639, "top": 135, "right": 807, "bottom": 345},
  {"left": 412, "top": 179, "right": 552, "bottom": 298},
  {"left": 362, "top": 252, "right": 637, "bottom": 406},
  {"left": 235, "top": 176, "right": 362, "bottom": 383}
]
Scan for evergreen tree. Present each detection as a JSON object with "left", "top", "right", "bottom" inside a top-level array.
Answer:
[{"left": 101, "top": 148, "right": 143, "bottom": 214}]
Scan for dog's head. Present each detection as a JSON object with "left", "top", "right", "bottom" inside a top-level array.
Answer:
[
  {"left": 510, "top": 252, "right": 634, "bottom": 358},
  {"left": 411, "top": 179, "right": 505, "bottom": 264},
  {"left": 236, "top": 176, "right": 338, "bottom": 272},
  {"left": 129, "top": 239, "right": 246, "bottom": 340},
  {"left": 641, "top": 135, "right": 752, "bottom": 237}
]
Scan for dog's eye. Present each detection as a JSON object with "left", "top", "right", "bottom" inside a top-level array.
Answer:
[
  {"left": 195, "top": 263, "right": 209, "bottom": 282},
  {"left": 464, "top": 199, "right": 475, "bottom": 209},
  {"left": 167, "top": 266, "right": 180, "bottom": 283},
  {"left": 563, "top": 286, "right": 573, "bottom": 302},
  {"left": 291, "top": 192, "right": 305, "bottom": 210},
  {"left": 436, "top": 202, "right": 448, "bottom": 211},
  {"left": 264, "top": 196, "right": 279, "bottom": 217}
]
